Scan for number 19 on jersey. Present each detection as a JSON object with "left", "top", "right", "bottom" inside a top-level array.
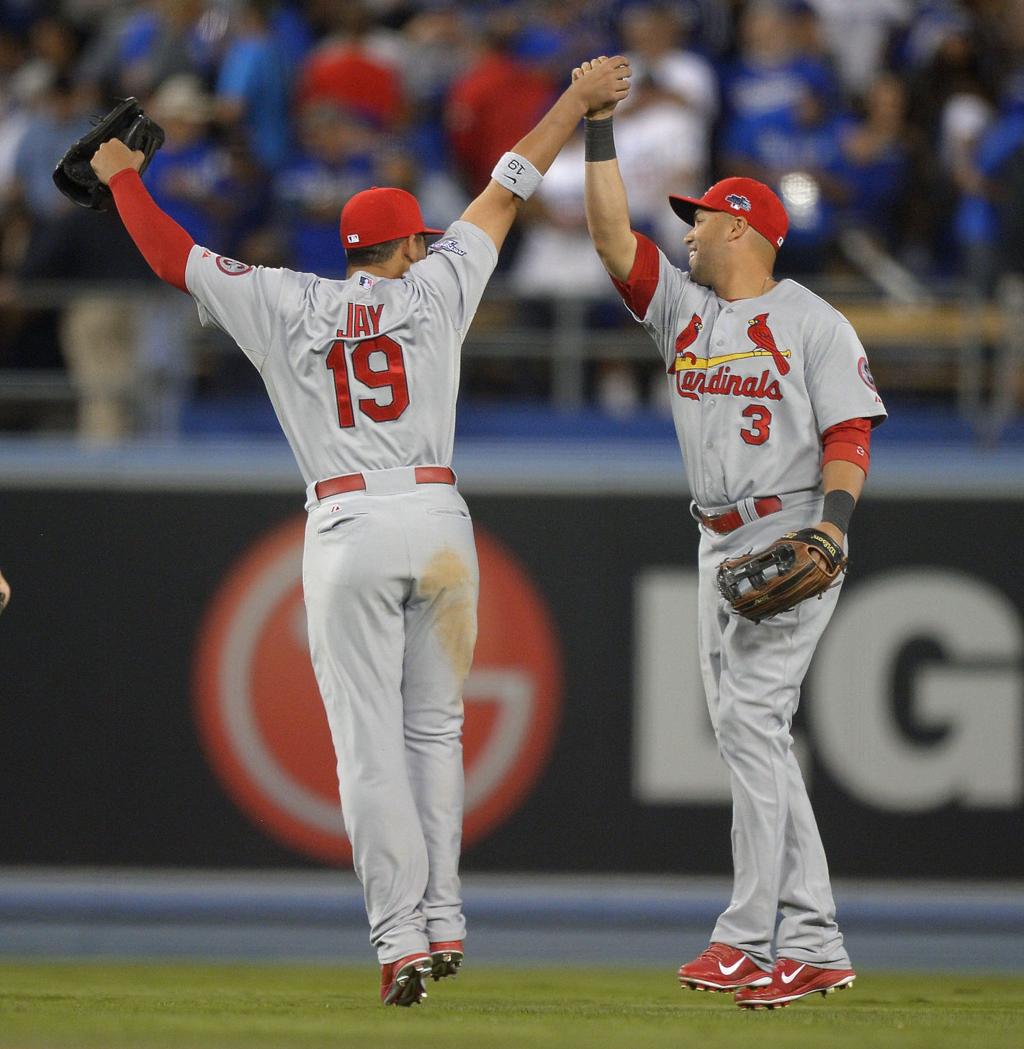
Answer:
[{"left": 326, "top": 336, "right": 410, "bottom": 428}]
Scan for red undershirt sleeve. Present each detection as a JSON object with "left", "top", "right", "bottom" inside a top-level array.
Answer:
[
  {"left": 108, "top": 169, "right": 194, "bottom": 294},
  {"left": 822, "top": 417, "right": 872, "bottom": 473},
  {"left": 610, "top": 232, "right": 661, "bottom": 320}
]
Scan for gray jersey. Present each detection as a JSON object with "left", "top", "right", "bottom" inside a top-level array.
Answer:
[
  {"left": 614, "top": 233, "right": 886, "bottom": 508},
  {"left": 184, "top": 220, "right": 498, "bottom": 485},
  {"left": 186, "top": 217, "right": 497, "bottom": 968}
]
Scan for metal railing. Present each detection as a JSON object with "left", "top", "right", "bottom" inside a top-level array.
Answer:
[{"left": 1, "top": 276, "right": 1021, "bottom": 439}]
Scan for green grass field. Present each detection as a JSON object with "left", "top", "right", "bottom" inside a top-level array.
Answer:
[{"left": 1, "top": 962, "right": 1022, "bottom": 1049}]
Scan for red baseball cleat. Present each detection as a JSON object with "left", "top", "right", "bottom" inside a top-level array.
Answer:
[
  {"left": 429, "top": 940, "right": 464, "bottom": 981},
  {"left": 734, "top": 959, "right": 856, "bottom": 1009},
  {"left": 678, "top": 942, "right": 772, "bottom": 992},
  {"left": 380, "top": 952, "right": 433, "bottom": 1006}
]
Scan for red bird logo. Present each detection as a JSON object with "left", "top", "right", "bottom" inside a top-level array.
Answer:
[
  {"left": 746, "top": 313, "right": 790, "bottom": 375},
  {"left": 670, "top": 312, "right": 703, "bottom": 373}
]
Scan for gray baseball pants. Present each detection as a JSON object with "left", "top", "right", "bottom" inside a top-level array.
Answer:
[
  {"left": 696, "top": 493, "right": 851, "bottom": 971},
  {"left": 302, "top": 471, "right": 477, "bottom": 964}
]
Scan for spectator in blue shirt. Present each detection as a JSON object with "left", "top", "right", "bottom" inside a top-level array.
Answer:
[
  {"left": 271, "top": 102, "right": 379, "bottom": 277},
  {"left": 954, "top": 89, "right": 1024, "bottom": 290},
  {"left": 215, "top": 0, "right": 294, "bottom": 172},
  {"left": 719, "top": 1, "right": 838, "bottom": 141},
  {"left": 11, "top": 74, "right": 86, "bottom": 221},
  {"left": 723, "top": 86, "right": 853, "bottom": 272},
  {"left": 145, "top": 75, "right": 229, "bottom": 249},
  {"left": 77, "top": 0, "right": 214, "bottom": 100},
  {"left": 268, "top": 0, "right": 314, "bottom": 77},
  {"left": 840, "top": 73, "right": 916, "bottom": 246}
]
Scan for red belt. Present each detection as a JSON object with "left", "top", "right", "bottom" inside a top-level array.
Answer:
[
  {"left": 699, "top": 496, "right": 782, "bottom": 534},
  {"left": 314, "top": 466, "right": 455, "bottom": 501}
]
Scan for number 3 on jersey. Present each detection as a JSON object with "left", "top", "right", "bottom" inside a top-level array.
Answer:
[
  {"left": 740, "top": 404, "right": 772, "bottom": 445},
  {"left": 327, "top": 335, "right": 410, "bottom": 428}
]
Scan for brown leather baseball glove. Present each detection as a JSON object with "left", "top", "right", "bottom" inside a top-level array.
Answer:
[{"left": 716, "top": 528, "right": 847, "bottom": 623}]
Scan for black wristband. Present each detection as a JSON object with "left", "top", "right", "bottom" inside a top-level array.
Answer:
[
  {"left": 821, "top": 490, "right": 856, "bottom": 534},
  {"left": 584, "top": 117, "right": 616, "bottom": 162}
]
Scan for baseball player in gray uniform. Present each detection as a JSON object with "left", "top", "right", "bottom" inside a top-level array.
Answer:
[
  {"left": 90, "top": 58, "right": 632, "bottom": 1007},
  {"left": 576, "top": 61, "right": 886, "bottom": 1009}
]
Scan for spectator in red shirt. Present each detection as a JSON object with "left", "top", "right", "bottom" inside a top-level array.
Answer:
[
  {"left": 445, "top": 25, "right": 556, "bottom": 195},
  {"left": 296, "top": 1, "right": 403, "bottom": 130}
]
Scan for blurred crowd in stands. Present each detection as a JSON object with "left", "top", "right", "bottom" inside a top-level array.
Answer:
[{"left": 2, "top": 0, "right": 1024, "bottom": 438}]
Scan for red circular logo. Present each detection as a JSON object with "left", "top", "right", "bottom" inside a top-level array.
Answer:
[
  {"left": 193, "top": 516, "right": 562, "bottom": 864},
  {"left": 216, "top": 256, "right": 253, "bottom": 276},
  {"left": 857, "top": 355, "right": 877, "bottom": 391}
]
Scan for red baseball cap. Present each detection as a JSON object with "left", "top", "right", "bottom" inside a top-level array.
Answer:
[
  {"left": 339, "top": 186, "right": 443, "bottom": 249},
  {"left": 668, "top": 177, "right": 788, "bottom": 250}
]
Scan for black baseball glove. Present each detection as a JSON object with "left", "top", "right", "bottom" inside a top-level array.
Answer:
[
  {"left": 717, "top": 528, "right": 847, "bottom": 623},
  {"left": 52, "top": 97, "right": 165, "bottom": 212}
]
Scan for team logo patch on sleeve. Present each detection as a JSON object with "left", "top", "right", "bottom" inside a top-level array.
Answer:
[
  {"left": 429, "top": 238, "right": 467, "bottom": 257},
  {"left": 216, "top": 256, "right": 253, "bottom": 276},
  {"left": 858, "top": 356, "right": 877, "bottom": 390}
]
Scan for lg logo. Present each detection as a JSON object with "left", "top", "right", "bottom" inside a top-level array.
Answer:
[{"left": 634, "top": 568, "right": 1023, "bottom": 811}]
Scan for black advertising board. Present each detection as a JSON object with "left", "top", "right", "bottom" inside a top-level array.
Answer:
[{"left": 1, "top": 487, "right": 1021, "bottom": 877}]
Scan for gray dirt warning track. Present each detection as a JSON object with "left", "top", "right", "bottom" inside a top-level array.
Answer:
[{"left": 1, "top": 869, "right": 1021, "bottom": 971}]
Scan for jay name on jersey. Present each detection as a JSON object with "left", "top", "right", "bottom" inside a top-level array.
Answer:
[
  {"left": 337, "top": 302, "right": 384, "bottom": 338},
  {"left": 670, "top": 312, "right": 791, "bottom": 403}
]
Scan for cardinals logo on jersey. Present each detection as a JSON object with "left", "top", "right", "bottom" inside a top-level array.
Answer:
[
  {"left": 669, "top": 313, "right": 704, "bottom": 373},
  {"left": 746, "top": 313, "right": 790, "bottom": 375},
  {"left": 670, "top": 311, "right": 791, "bottom": 402},
  {"left": 671, "top": 313, "right": 791, "bottom": 377},
  {"left": 670, "top": 313, "right": 704, "bottom": 399}
]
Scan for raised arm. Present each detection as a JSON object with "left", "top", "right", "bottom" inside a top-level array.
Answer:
[
  {"left": 460, "top": 56, "right": 631, "bottom": 252},
  {"left": 575, "top": 60, "right": 638, "bottom": 282},
  {"left": 90, "top": 138, "right": 195, "bottom": 293}
]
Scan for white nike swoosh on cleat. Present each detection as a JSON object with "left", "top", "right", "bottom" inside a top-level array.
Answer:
[
  {"left": 780, "top": 964, "right": 806, "bottom": 985},
  {"left": 718, "top": 958, "right": 745, "bottom": 976}
]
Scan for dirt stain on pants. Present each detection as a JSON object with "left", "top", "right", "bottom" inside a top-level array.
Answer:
[{"left": 419, "top": 548, "right": 477, "bottom": 681}]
